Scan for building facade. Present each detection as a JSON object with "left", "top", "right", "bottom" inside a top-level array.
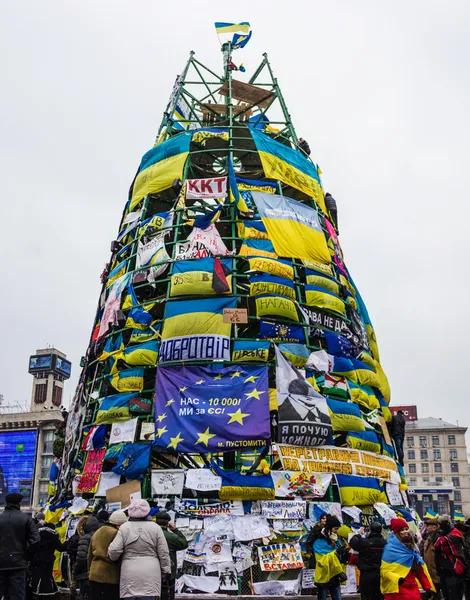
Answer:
[
  {"left": 0, "top": 348, "right": 71, "bottom": 509},
  {"left": 393, "top": 408, "right": 470, "bottom": 517}
]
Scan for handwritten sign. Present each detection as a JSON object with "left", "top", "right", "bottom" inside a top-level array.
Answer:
[
  {"left": 258, "top": 542, "right": 304, "bottom": 571},
  {"left": 175, "top": 498, "right": 244, "bottom": 516},
  {"left": 185, "top": 469, "right": 222, "bottom": 492},
  {"left": 151, "top": 469, "right": 185, "bottom": 496},
  {"left": 278, "top": 444, "right": 400, "bottom": 484},
  {"left": 261, "top": 500, "right": 306, "bottom": 519},
  {"left": 223, "top": 308, "right": 248, "bottom": 323}
]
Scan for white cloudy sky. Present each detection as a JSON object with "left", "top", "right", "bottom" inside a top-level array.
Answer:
[{"left": 1, "top": 1, "right": 469, "bottom": 429}]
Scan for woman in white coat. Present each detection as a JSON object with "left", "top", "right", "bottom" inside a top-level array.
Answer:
[{"left": 108, "top": 499, "right": 171, "bottom": 600}]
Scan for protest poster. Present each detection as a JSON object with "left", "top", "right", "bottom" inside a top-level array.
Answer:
[
  {"left": 343, "top": 565, "right": 358, "bottom": 593},
  {"left": 175, "top": 499, "right": 244, "bottom": 516},
  {"left": 217, "top": 562, "right": 238, "bottom": 591},
  {"left": 302, "top": 569, "right": 316, "bottom": 589},
  {"left": 386, "top": 482, "right": 403, "bottom": 506},
  {"left": 185, "top": 469, "right": 222, "bottom": 492},
  {"left": 374, "top": 502, "right": 396, "bottom": 525},
  {"left": 151, "top": 469, "right": 185, "bottom": 496},
  {"left": 139, "top": 422, "right": 155, "bottom": 442},
  {"left": 109, "top": 418, "right": 138, "bottom": 444},
  {"left": 76, "top": 449, "right": 106, "bottom": 494},
  {"left": 261, "top": 500, "right": 306, "bottom": 519},
  {"left": 204, "top": 540, "right": 232, "bottom": 564},
  {"left": 233, "top": 515, "right": 270, "bottom": 541},
  {"left": 204, "top": 515, "right": 234, "bottom": 539},
  {"left": 258, "top": 543, "right": 304, "bottom": 571},
  {"left": 271, "top": 470, "right": 332, "bottom": 498},
  {"left": 186, "top": 177, "right": 227, "bottom": 199},
  {"left": 278, "top": 444, "right": 400, "bottom": 484}
]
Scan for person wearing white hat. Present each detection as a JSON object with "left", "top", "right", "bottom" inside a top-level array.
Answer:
[
  {"left": 108, "top": 499, "right": 171, "bottom": 600},
  {"left": 88, "top": 510, "right": 128, "bottom": 600}
]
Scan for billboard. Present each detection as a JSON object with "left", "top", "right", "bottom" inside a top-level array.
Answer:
[
  {"left": 54, "top": 356, "right": 72, "bottom": 378},
  {"left": 29, "top": 354, "right": 53, "bottom": 372},
  {"left": 0, "top": 430, "right": 38, "bottom": 505},
  {"left": 390, "top": 405, "right": 418, "bottom": 422}
]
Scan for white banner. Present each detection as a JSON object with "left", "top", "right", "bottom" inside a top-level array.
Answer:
[
  {"left": 185, "top": 469, "right": 222, "bottom": 492},
  {"left": 186, "top": 177, "right": 227, "bottom": 199},
  {"left": 151, "top": 469, "right": 185, "bottom": 496},
  {"left": 261, "top": 500, "right": 307, "bottom": 519},
  {"left": 271, "top": 471, "right": 332, "bottom": 498}
]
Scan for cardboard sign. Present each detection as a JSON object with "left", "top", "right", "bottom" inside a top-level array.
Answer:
[
  {"left": 223, "top": 308, "right": 248, "bottom": 323},
  {"left": 106, "top": 480, "right": 141, "bottom": 508},
  {"left": 378, "top": 415, "right": 392, "bottom": 446}
]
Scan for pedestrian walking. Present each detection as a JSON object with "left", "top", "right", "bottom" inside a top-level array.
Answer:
[
  {"left": 0, "top": 492, "right": 40, "bottom": 600},
  {"left": 75, "top": 516, "right": 99, "bottom": 600},
  {"left": 381, "top": 517, "right": 434, "bottom": 600},
  {"left": 29, "top": 521, "right": 67, "bottom": 598},
  {"left": 154, "top": 511, "right": 188, "bottom": 600},
  {"left": 108, "top": 499, "right": 171, "bottom": 600},
  {"left": 423, "top": 518, "right": 441, "bottom": 598},
  {"left": 88, "top": 510, "right": 128, "bottom": 600},
  {"left": 350, "top": 522, "right": 386, "bottom": 600},
  {"left": 434, "top": 515, "right": 465, "bottom": 600},
  {"left": 313, "top": 515, "right": 348, "bottom": 600}
]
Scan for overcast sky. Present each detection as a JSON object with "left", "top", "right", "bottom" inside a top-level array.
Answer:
[{"left": 1, "top": 1, "right": 469, "bottom": 433}]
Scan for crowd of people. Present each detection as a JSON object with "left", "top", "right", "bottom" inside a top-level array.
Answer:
[
  {"left": 306, "top": 512, "right": 470, "bottom": 600},
  {"left": 2, "top": 489, "right": 470, "bottom": 600},
  {"left": 0, "top": 493, "right": 187, "bottom": 600}
]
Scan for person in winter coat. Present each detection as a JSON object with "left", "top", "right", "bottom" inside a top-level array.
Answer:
[
  {"left": 108, "top": 499, "right": 171, "bottom": 600},
  {"left": 350, "top": 522, "right": 386, "bottom": 600},
  {"left": 380, "top": 518, "right": 434, "bottom": 600},
  {"left": 75, "top": 516, "right": 99, "bottom": 600},
  {"left": 456, "top": 518, "right": 470, "bottom": 600},
  {"left": 324, "top": 192, "right": 339, "bottom": 234},
  {"left": 154, "top": 511, "right": 188, "bottom": 600},
  {"left": 95, "top": 510, "right": 110, "bottom": 529},
  {"left": 306, "top": 513, "right": 328, "bottom": 569},
  {"left": 390, "top": 410, "right": 406, "bottom": 465},
  {"left": 313, "top": 515, "right": 348, "bottom": 600},
  {"left": 434, "top": 514, "right": 466, "bottom": 600},
  {"left": 29, "top": 522, "right": 68, "bottom": 598},
  {"left": 88, "top": 510, "right": 128, "bottom": 600},
  {"left": 423, "top": 518, "right": 441, "bottom": 598},
  {"left": 67, "top": 515, "right": 89, "bottom": 599},
  {"left": 0, "top": 492, "right": 40, "bottom": 600}
]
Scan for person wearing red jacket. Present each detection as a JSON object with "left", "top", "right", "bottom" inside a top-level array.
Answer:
[{"left": 381, "top": 518, "right": 434, "bottom": 600}]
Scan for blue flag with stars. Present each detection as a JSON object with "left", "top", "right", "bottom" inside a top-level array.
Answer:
[{"left": 154, "top": 364, "right": 270, "bottom": 453}]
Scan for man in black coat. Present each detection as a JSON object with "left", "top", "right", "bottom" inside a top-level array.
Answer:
[
  {"left": 0, "top": 492, "right": 40, "bottom": 600},
  {"left": 350, "top": 522, "right": 386, "bottom": 600},
  {"left": 391, "top": 410, "right": 406, "bottom": 465}
]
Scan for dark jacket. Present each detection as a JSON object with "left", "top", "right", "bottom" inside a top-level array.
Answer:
[
  {"left": 391, "top": 413, "right": 406, "bottom": 439},
  {"left": 161, "top": 527, "right": 188, "bottom": 579},
  {"left": 75, "top": 516, "right": 99, "bottom": 580},
  {"left": 350, "top": 532, "right": 386, "bottom": 572},
  {"left": 31, "top": 525, "right": 67, "bottom": 567},
  {"left": 0, "top": 503, "right": 40, "bottom": 570}
]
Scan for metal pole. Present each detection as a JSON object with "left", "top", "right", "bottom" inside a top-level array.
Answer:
[{"left": 262, "top": 52, "right": 298, "bottom": 144}]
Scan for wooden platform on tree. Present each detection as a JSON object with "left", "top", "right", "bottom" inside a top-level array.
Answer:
[{"left": 219, "top": 79, "right": 273, "bottom": 109}]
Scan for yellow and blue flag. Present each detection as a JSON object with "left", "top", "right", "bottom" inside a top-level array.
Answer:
[
  {"left": 130, "top": 133, "right": 191, "bottom": 211},
  {"left": 228, "top": 157, "right": 250, "bottom": 213},
  {"left": 95, "top": 393, "right": 134, "bottom": 425},
  {"left": 279, "top": 343, "right": 310, "bottom": 367},
  {"left": 251, "top": 129, "right": 326, "bottom": 212},
  {"left": 118, "top": 341, "right": 159, "bottom": 367},
  {"left": 249, "top": 273, "right": 295, "bottom": 300},
  {"left": 159, "top": 297, "right": 237, "bottom": 363},
  {"left": 424, "top": 508, "right": 439, "bottom": 520},
  {"left": 211, "top": 461, "right": 275, "bottom": 500},
  {"left": 305, "top": 270, "right": 340, "bottom": 296},
  {"left": 232, "top": 340, "right": 270, "bottom": 363},
  {"left": 335, "top": 474, "right": 383, "bottom": 506},
  {"left": 214, "top": 22, "right": 252, "bottom": 49},
  {"left": 239, "top": 238, "right": 277, "bottom": 259},
  {"left": 454, "top": 509, "right": 465, "bottom": 522},
  {"left": 237, "top": 220, "right": 269, "bottom": 240},
  {"left": 381, "top": 533, "right": 434, "bottom": 594},
  {"left": 109, "top": 368, "right": 144, "bottom": 393},
  {"left": 106, "top": 260, "right": 127, "bottom": 288},
  {"left": 326, "top": 398, "right": 365, "bottom": 432},
  {"left": 170, "top": 258, "right": 232, "bottom": 297},
  {"left": 305, "top": 285, "right": 345, "bottom": 316},
  {"left": 255, "top": 295, "right": 299, "bottom": 322},
  {"left": 347, "top": 430, "right": 381, "bottom": 454},
  {"left": 98, "top": 334, "right": 124, "bottom": 361},
  {"left": 348, "top": 381, "right": 380, "bottom": 411},
  {"left": 251, "top": 191, "right": 330, "bottom": 263},
  {"left": 125, "top": 306, "right": 153, "bottom": 331},
  {"left": 313, "top": 538, "right": 344, "bottom": 584},
  {"left": 129, "top": 324, "right": 161, "bottom": 344},
  {"left": 246, "top": 256, "right": 294, "bottom": 280}
]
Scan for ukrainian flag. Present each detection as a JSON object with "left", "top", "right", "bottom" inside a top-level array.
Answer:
[
  {"left": 348, "top": 381, "right": 380, "bottom": 411},
  {"left": 255, "top": 295, "right": 299, "bottom": 322},
  {"left": 326, "top": 398, "right": 365, "bottom": 432},
  {"left": 381, "top": 533, "right": 434, "bottom": 594},
  {"left": 454, "top": 509, "right": 465, "bottom": 522},
  {"left": 228, "top": 156, "right": 250, "bottom": 213},
  {"left": 118, "top": 341, "right": 159, "bottom": 367},
  {"left": 95, "top": 393, "right": 133, "bottom": 425},
  {"left": 424, "top": 509, "right": 439, "bottom": 520},
  {"left": 232, "top": 340, "right": 270, "bottom": 363},
  {"left": 130, "top": 133, "right": 191, "bottom": 210},
  {"left": 239, "top": 238, "right": 278, "bottom": 259},
  {"left": 335, "top": 474, "right": 384, "bottom": 506},
  {"left": 279, "top": 343, "right": 310, "bottom": 367},
  {"left": 170, "top": 258, "right": 232, "bottom": 297},
  {"left": 106, "top": 260, "right": 127, "bottom": 288},
  {"left": 313, "top": 538, "right": 344, "bottom": 584},
  {"left": 237, "top": 220, "right": 269, "bottom": 240},
  {"left": 109, "top": 368, "right": 144, "bottom": 393},
  {"left": 246, "top": 256, "right": 294, "bottom": 280},
  {"left": 378, "top": 394, "right": 392, "bottom": 423},
  {"left": 215, "top": 21, "right": 251, "bottom": 34},
  {"left": 249, "top": 274, "right": 295, "bottom": 300},
  {"left": 125, "top": 306, "right": 153, "bottom": 330},
  {"left": 305, "top": 270, "right": 340, "bottom": 296},
  {"left": 251, "top": 191, "right": 330, "bottom": 263},
  {"left": 251, "top": 129, "right": 326, "bottom": 213},
  {"left": 347, "top": 430, "right": 381, "bottom": 454},
  {"left": 98, "top": 334, "right": 124, "bottom": 361},
  {"left": 305, "top": 285, "right": 345, "bottom": 316}
]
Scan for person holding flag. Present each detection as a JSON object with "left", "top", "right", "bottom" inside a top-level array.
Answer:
[{"left": 380, "top": 517, "right": 434, "bottom": 599}]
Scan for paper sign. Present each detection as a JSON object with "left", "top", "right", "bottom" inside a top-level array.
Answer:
[
  {"left": 175, "top": 499, "right": 244, "bottom": 516},
  {"left": 130, "top": 491, "right": 142, "bottom": 502},
  {"left": 223, "top": 308, "right": 248, "bottom": 323},
  {"left": 386, "top": 482, "right": 403, "bottom": 507},
  {"left": 253, "top": 581, "right": 286, "bottom": 595},
  {"left": 176, "top": 517, "right": 191, "bottom": 528},
  {"left": 341, "top": 506, "right": 362, "bottom": 523},
  {"left": 185, "top": 469, "right": 222, "bottom": 492},
  {"left": 106, "top": 502, "right": 122, "bottom": 513},
  {"left": 95, "top": 472, "right": 121, "bottom": 497},
  {"left": 179, "top": 574, "right": 220, "bottom": 593},
  {"left": 109, "top": 419, "right": 138, "bottom": 444},
  {"left": 151, "top": 469, "right": 185, "bottom": 496},
  {"left": 310, "top": 501, "right": 342, "bottom": 522},
  {"left": 302, "top": 569, "right": 316, "bottom": 589},
  {"left": 343, "top": 565, "right": 358, "bottom": 593},
  {"left": 204, "top": 539, "right": 232, "bottom": 563},
  {"left": 374, "top": 502, "right": 396, "bottom": 525},
  {"left": 233, "top": 515, "right": 270, "bottom": 542},
  {"left": 139, "top": 422, "right": 155, "bottom": 442},
  {"left": 204, "top": 515, "right": 234, "bottom": 539},
  {"left": 261, "top": 500, "right": 306, "bottom": 519},
  {"left": 218, "top": 562, "right": 238, "bottom": 591},
  {"left": 258, "top": 543, "right": 304, "bottom": 571}
]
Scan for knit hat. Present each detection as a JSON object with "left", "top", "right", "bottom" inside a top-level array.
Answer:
[
  {"left": 97, "top": 509, "right": 110, "bottom": 522},
  {"left": 325, "top": 515, "right": 341, "bottom": 530},
  {"left": 5, "top": 492, "right": 23, "bottom": 505},
  {"left": 390, "top": 518, "right": 408, "bottom": 534},
  {"left": 109, "top": 510, "right": 128, "bottom": 525},
  {"left": 128, "top": 499, "right": 150, "bottom": 519}
]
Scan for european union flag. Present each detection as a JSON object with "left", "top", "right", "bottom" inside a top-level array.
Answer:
[
  {"left": 154, "top": 364, "right": 270, "bottom": 453},
  {"left": 112, "top": 443, "right": 151, "bottom": 480}
]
